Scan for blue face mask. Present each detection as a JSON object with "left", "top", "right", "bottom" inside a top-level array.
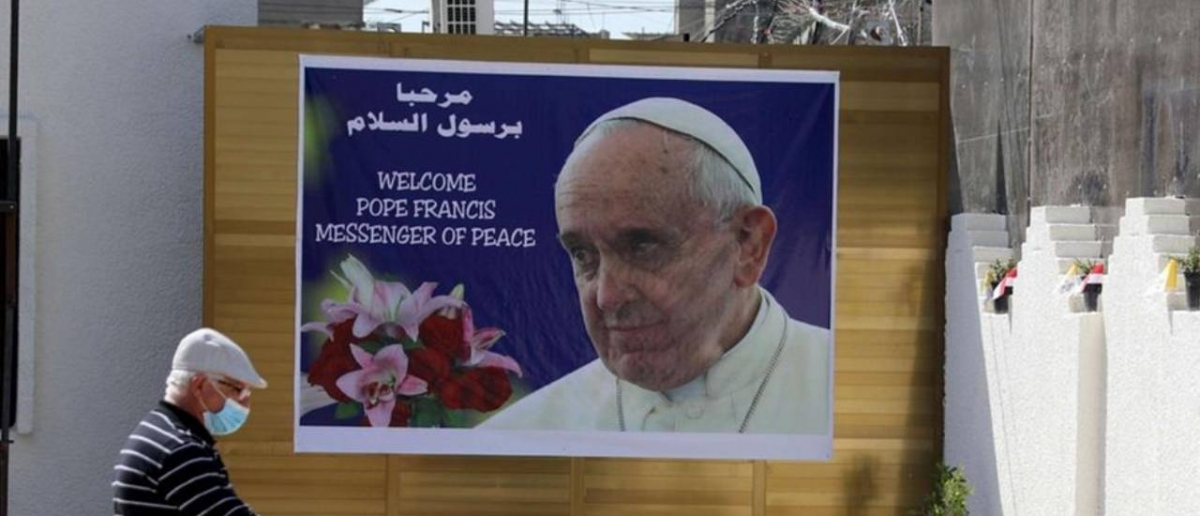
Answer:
[{"left": 201, "top": 380, "right": 250, "bottom": 436}]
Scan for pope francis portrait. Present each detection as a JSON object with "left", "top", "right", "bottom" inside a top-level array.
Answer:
[{"left": 481, "top": 97, "right": 831, "bottom": 434}]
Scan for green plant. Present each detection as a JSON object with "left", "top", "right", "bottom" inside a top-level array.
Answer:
[
  {"left": 915, "top": 463, "right": 972, "bottom": 516},
  {"left": 1073, "top": 258, "right": 1099, "bottom": 278},
  {"left": 1181, "top": 246, "right": 1200, "bottom": 275}
]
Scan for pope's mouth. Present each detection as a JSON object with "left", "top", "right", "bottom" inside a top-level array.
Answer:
[
  {"left": 603, "top": 323, "right": 670, "bottom": 353},
  {"left": 606, "top": 321, "right": 662, "bottom": 336}
]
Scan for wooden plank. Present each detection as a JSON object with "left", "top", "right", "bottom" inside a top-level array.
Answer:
[
  {"left": 841, "top": 82, "right": 941, "bottom": 112},
  {"left": 588, "top": 48, "right": 758, "bottom": 67}
]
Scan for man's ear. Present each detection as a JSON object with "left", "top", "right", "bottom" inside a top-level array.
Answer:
[
  {"left": 733, "top": 206, "right": 777, "bottom": 288},
  {"left": 189, "top": 374, "right": 208, "bottom": 395}
]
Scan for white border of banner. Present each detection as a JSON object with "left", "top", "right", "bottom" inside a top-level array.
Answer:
[{"left": 295, "top": 55, "right": 839, "bottom": 461}]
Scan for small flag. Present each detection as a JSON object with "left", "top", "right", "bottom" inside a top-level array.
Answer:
[
  {"left": 980, "top": 270, "right": 997, "bottom": 302},
  {"left": 1165, "top": 259, "right": 1180, "bottom": 291},
  {"left": 1075, "top": 262, "right": 1105, "bottom": 294},
  {"left": 1057, "top": 263, "right": 1082, "bottom": 295},
  {"left": 992, "top": 267, "right": 1017, "bottom": 300},
  {"left": 1144, "top": 258, "right": 1181, "bottom": 296}
]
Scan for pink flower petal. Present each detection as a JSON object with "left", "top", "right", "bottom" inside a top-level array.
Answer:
[
  {"left": 373, "top": 344, "right": 409, "bottom": 374},
  {"left": 299, "top": 321, "right": 331, "bottom": 337},
  {"left": 323, "top": 301, "right": 360, "bottom": 323},
  {"left": 377, "top": 281, "right": 411, "bottom": 319},
  {"left": 469, "top": 328, "right": 505, "bottom": 352},
  {"left": 473, "top": 351, "right": 523, "bottom": 377},
  {"left": 412, "top": 282, "right": 438, "bottom": 303},
  {"left": 401, "top": 322, "right": 422, "bottom": 343},
  {"left": 335, "top": 370, "right": 367, "bottom": 402},
  {"left": 365, "top": 399, "right": 395, "bottom": 427},
  {"left": 349, "top": 344, "right": 374, "bottom": 369},
  {"left": 419, "top": 295, "right": 464, "bottom": 319},
  {"left": 396, "top": 376, "right": 428, "bottom": 396},
  {"left": 353, "top": 313, "right": 381, "bottom": 338},
  {"left": 341, "top": 256, "right": 377, "bottom": 305},
  {"left": 462, "top": 307, "right": 477, "bottom": 336}
]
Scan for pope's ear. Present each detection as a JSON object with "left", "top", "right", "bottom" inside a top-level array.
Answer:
[{"left": 733, "top": 206, "right": 777, "bottom": 288}]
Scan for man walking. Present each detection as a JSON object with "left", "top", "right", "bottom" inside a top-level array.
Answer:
[{"left": 113, "top": 328, "right": 268, "bottom": 515}]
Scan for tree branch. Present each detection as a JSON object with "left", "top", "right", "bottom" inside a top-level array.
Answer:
[{"left": 887, "top": 0, "right": 908, "bottom": 45}]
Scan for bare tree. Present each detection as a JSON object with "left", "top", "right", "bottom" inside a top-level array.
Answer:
[{"left": 761, "top": 0, "right": 931, "bottom": 46}]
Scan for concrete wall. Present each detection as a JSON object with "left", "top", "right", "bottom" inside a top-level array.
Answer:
[
  {"left": 935, "top": 0, "right": 1200, "bottom": 247},
  {"left": 0, "top": 2, "right": 256, "bottom": 514},
  {"left": 932, "top": 0, "right": 1032, "bottom": 246},
  {"left": 259, "top": 0, "right": 362, "bottom": 26}
]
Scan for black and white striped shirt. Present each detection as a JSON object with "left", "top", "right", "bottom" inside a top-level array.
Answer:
[{"left": 113, "top": 401, "right": 257, "bottom": 515}]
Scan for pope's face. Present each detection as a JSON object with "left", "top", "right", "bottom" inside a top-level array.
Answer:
[{"left": 555, "top": 125, "right": 744, "bottom": 391}]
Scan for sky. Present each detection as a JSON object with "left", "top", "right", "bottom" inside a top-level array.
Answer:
[{"left": 364, "top": 0, "right": 677, "bottom": 39}]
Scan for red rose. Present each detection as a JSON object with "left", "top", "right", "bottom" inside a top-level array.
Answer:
[
  {"left": 436, "top": 368, "right": 512, "bottom": 412},
  {"left": 408, "top": 347, "right": 453, "bottom": 386},
  {"left": 308, "top": 320, "right": 365, "bottom": 403},
  {"left": 420, "top": 314, "right": 467, "bottom": 361},
  {"left": 389, "top": 400, "right": 412, "bottom": 427}
]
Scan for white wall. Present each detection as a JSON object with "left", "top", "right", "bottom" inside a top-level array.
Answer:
[
  {"left": 948, "top": 198, "right": 1200, "bottom": 515},
  {"left": 1161, "top": 311, "right": 1200, "bottom": 515},
  {"left": 944, "top": 213, "right": 1015, "bottom": 516},
  {"left": 1103, "top": 197, "right": 1198, "bottom": 516},
  {"left": 1004, "top": 206, "right": 1105, "bottom": 516},
  {"left": 0, "top": 2, "right": 256, "bottom": 514}
]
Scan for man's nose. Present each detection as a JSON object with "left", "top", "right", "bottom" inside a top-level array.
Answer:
[{"left": 594, "top": 260, "right": 638, "bottom": 313}]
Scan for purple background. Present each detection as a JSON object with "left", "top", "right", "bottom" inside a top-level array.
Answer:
[{"left": 299, "top": 64, "right": 836, "bottom": 403}]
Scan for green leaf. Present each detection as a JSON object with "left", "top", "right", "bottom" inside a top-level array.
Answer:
[
  {"left": 410, "top": 397, "right": 445, "bottom": 428},
  {"left": 334, "top": 402, "right": 361, "bottom": 420},
  {"left": 357, "top": 340, "right": 386, "bottom": 355},
  {"left": 443, "top": 409, "right": 469, "bottom": 428}
]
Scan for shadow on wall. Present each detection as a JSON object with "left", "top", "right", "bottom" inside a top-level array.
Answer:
[{"left": 843, "top": 455, "right": 879, "bottom": 516}]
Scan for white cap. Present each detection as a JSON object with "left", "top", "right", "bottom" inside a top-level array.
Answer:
[
  {"left": 171, "top": 328, "right": 268, "bottom": 389},
  {"left": 575, "top": 97, "right": 762, "bottom": 204}
]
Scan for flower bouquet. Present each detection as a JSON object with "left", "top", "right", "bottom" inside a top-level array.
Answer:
[
  {"left": 983, "top": 259, "right": 1016, "bottom": 314},
  {"left": 1183, "top": 246, "right": 1200, "bottom": 310},
  {"left": 300, "top": 255, "right": 523, "bottom": 427}
]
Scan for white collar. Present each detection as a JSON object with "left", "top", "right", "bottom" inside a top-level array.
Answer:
[{"left": 619, "top": 286, "right": 788, "bottom": 426}]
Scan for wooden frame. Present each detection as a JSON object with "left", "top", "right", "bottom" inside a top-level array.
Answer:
[{"left": 205, "top": 26, "right": 949, "bottom": 516}]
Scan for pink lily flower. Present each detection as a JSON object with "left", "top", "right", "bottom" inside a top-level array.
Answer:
[
  {"left": 461, "top": 307, "right": 523, "bottom": 377},
  {"left": 300, "top": 255, "right": 463, "bottom": 340},
  {"left": 336, "top": 344, "right": 427, "bottom": 427}
]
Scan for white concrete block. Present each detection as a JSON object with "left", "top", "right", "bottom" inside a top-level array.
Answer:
[
  {"left": 1047, "top": 224, "right": 1098, "bottom": 241},
  {"left": 1031, "top": 206, "right": 1091, "bottom": 225},
  {"left": 969, "top": 230, "right": 1011, "bottom": 248},
  {"left": 1125, "top": 197, "right": 1187, "bottom": 217},
  {"left": 1096, "top": 223, "right": 1120, "bottom": 242},
  {"left": 975, "top": 262, "right": 992, "bottom": 281},
  {"left": 1151, "top": 235, "right": 1197, "bottom": 255},
  {"left": 1053, "top": 241, "right": 1103, "bottom": 259},
  {"left": 1167, "top": 291, "right": 1190, "bottom": 312},
  {"left": 973, "top": 246, "right": 1014, "bottom": 263},
  {"left": 1119, "top": 215, "right": 1192, "bottom": 236},
  {"left": 952, "top": 213, "right": 1008, "bottom": 232}
]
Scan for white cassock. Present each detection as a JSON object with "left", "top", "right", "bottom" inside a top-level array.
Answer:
[{"left": 479, "top": 287, "right": 831, "bottom": 434}]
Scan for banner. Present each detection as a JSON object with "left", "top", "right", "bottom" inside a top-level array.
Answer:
[{"left": 295, "top": 56, "right": 838, "bottom": 460}]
